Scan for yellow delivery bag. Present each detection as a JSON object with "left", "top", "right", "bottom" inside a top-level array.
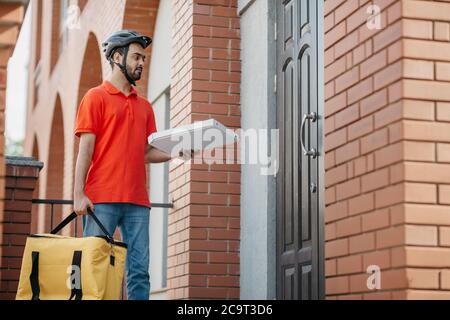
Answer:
[{"left": 16, "top": 209, "right": 127, "bottom": 300}]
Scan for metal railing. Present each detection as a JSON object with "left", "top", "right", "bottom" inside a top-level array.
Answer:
[{"left": 32, "top": 199, "right": 174, "bottom": 236}]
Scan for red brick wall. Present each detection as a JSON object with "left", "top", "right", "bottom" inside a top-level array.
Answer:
[
  {"left": 324, "top": 0, "right": 404, "bottom": 299},
  {"left": 392, "top": 0, "right": 450, "bottom": 299},
  {"left": 168, "top": 0, "right": 241, "bottom": 299},
  {"left": 325, "top": 0, "right": 450, "bottom": 300},
  {"left": 0, "top": 158, "right": 42, "bottom": 300},
  {"left": 0, "top": 48, "right": 11, "bottom": 275}
]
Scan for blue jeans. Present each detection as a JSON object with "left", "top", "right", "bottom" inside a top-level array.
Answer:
[{"left": 82, "top": 203, "right": 150, "bottom": 300}]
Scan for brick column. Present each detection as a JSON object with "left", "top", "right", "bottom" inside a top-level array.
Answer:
[
  {"left": 325, "top": 0, "right": 450, "bottom": 300},
  {"left": 168, "top": 0, "right": 241, "bottom": 299},
  {"left": 0, "top": 157, "right": 43, "bottom": 300},
  {"left": 324, "top": 0, "right": 405, "bottom": 300},
  {"left": 0, "top": 47, "right": 11, "bottom": 248},
  {"left": 391, "top": 0, "right": 450, "bottom": 299}
]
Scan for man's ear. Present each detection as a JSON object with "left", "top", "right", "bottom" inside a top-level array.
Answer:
[{"left": 113, "top": 51, "right": 122, "bottom": 64}]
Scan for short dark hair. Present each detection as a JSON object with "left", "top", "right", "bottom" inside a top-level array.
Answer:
[{"left": 109, "top": 46, "right": 127, "bottom": 69}]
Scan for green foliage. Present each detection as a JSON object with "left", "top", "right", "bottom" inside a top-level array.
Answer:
[{"left": 5, "top": 135, "right": 24, "bottom": 156}]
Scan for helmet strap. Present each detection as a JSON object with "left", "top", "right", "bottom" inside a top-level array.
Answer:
[{"left": 110, "top": 45, "right": 137, "bottom": 87}]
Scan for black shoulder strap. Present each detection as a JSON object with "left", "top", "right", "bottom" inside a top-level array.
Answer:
[
  {"left": 30, "top": 251, "right": 40, "bottom": 300},
  {"left": 50, "top": 209, "right": 114, "bottom": 245},
  {"left": 50, "top": 211, "right": 77, "bottom": 235},
  {"left": 29, "top": 250, "right": 84, "bottom": 300},
  {"left": 69, "top": 251, "right": 83, "bottom": 300}
]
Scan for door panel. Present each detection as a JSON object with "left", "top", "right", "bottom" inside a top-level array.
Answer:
[{"left": 276, "top": 0, "right": 325, "bottom": 300}]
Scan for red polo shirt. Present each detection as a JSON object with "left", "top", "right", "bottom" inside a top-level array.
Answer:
[{"left": 74, "top": 80, "right": 157, "bottom": 208}]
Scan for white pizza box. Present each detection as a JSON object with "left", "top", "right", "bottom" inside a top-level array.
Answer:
[{"left": 148, "top": 119, "right": 239, "bottom": 156}]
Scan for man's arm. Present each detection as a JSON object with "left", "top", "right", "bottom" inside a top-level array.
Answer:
[
  {"left": 73, "top": 133, "right": 96, "bottom": 215},
  {"left": 145, "top": 144, "right": 200, "bottom": 164},
  {"left": 145, "top": 144, "right": 172, "bottom": 163}
]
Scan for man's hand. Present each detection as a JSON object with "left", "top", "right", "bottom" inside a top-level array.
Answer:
[{"left": 73, "top": 192, "right": 95, "bottom": 216}]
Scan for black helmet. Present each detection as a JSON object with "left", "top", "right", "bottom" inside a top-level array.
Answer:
[
  {"left": 102, "top": 30, "right": 152, "bottom": 60},
  {"left": 101, "top": 30, "right": 152, "bottom": 86}
]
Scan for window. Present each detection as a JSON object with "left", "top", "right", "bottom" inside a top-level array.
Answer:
[{"left": 149, "top": 89, "right": 170, "bottom": 295}]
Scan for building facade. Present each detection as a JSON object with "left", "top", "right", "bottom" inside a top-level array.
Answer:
[{"left": 1, "top": 0, "right": 449, "bottom": 300}]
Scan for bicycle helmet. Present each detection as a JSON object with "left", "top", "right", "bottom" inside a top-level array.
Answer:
[{"left": 102, "top": 30, "right": 152, "bottom": 86}]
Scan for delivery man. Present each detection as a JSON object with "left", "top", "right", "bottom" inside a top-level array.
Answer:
[{"left": 73, "top": 30, "right": 194, "bottom": 300}]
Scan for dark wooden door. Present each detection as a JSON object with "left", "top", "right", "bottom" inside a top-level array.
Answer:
[{"left": 276, "top": 0, "right": 325, "bottom": 300}]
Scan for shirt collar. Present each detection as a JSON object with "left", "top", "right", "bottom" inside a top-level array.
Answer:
[{"left": 102, "top": 80, "right": 138, "bottom": 97}]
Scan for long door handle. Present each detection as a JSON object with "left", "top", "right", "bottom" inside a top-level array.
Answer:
[{"left": 300, "top": 112, "right": 318, "bottom": 159}]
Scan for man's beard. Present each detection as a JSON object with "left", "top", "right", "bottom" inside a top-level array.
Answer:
[{"left": 127, "top": 65, "right": 143, "bottom": 81}]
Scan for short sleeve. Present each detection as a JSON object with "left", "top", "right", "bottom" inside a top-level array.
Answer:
[
  {"left": 74, "top": 90, "right": 102, "bottom": 138},
  {"left": 146, "top": 102, "right": 157, "bottom": 138}
]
